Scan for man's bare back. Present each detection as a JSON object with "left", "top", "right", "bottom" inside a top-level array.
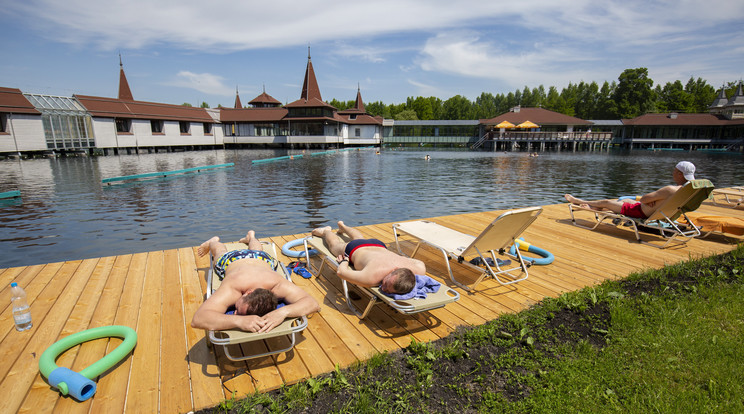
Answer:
[{"left": 311, "top": 221, "right": 425, "bottom": 290}]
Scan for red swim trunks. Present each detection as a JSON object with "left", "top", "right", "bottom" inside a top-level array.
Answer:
[{"left": 620, "top": 202, "right": 647, "bottom": 219}]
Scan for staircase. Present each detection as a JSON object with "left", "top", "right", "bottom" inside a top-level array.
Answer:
[{"left": 470, "top": 132, "right": 490, "bottom": 149}]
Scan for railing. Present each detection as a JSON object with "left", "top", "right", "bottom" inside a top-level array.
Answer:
[
  {"left": 487, "top": 131, "right": 613, "bottom": 142},
  {"left": 470, "top": 132, "right": 491, "bottom": 149}
]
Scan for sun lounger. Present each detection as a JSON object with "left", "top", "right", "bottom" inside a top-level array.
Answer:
[
  {"left": 711, "top": 188, "right": 744, "bottom": 208},
  {"left": 303, "top": 234, "right": 459, "bottom": 319},
  {"left": 205, "top": 242, "right": 308, "bottom": 361},
  {"left": 392, "top": 206, "right": 543, "bottom": 290},
  {"left": 568, "top": 179, "right": 715, "bottom": 248}
]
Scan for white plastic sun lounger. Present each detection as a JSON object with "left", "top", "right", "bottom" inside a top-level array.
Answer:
[
  {"left": 205, "top": 242, "right": 308, "bottom": 361},
  {"left": 392, "top": 206, "right": 543, "bottom": 291}
]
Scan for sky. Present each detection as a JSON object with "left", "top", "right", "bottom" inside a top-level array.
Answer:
[{"left": 1, "top": 0, "right": 743, "bottom": 108}]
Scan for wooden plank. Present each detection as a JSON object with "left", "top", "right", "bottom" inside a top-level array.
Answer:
[
  {"left": 125, "top": 251, "right": 163, "bottom": 413},
  {"left": 182, "top": 246, "right": 227, "bottom": 411},
  {"left": 159, "top": 249, "right": 193, "bottom": 413}
]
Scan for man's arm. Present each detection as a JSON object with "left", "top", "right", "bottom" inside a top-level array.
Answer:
[
  {"left": 190, "top": 285, "right": 267, "bottom": 332},
  {"left": 335, "top": 260, "right": 382, "bottom": 287}
]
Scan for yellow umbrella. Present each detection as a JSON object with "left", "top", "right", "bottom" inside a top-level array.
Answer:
[
  {"left": 516, "top": 120, "right": 539, "bottom": 129},
  {"left": 495, "top": 120, "right": 515, "bottom": 129}
]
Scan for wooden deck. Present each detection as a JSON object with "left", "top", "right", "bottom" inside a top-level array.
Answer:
[{"left": 2, "top": 197, "right": 742, "bottom": 413}]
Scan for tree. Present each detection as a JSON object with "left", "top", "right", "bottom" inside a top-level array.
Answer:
[
  {"left": 394, "top": 109, "right": 418, "bottom": 120},
  {"left": 200, "top": 101, "right": 209, "bottom": 108},
  {"left": 595, "top": 81, "right": 617, "bottom": 119},
  {"left": 365, "top": 101, "right": 386, "bottom": 117},
  {"left": 656, "top": 80, "right": 692, "bottom": 113},
  {"left": 181, "top": 102, "right": 193, "bottom": 107},
  {"left": 684, "top": 77, "right": 716, "bottom": 113},
  {"left": 442, "top": 95, "right": 474, "bottom": 120},
  {"left": 612, "top": 68, "right": 656, "bottom": 118},
  {"left": 410, "top": 96, "right": 435, "bottom": 120}
]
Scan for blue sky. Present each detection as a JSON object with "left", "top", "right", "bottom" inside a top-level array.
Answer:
[{"left": 1, "top": 0, "right": 743, "bottom": 108}]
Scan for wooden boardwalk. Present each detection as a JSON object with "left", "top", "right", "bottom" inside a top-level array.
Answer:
[{"left": 1, "top": 197, "right": 742, "bottom": 413}]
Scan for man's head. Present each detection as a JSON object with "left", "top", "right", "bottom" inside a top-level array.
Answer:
[
  {"left": 235, "top": 288, "right": 278, "bottom": 316},
  {"left": 380, "top": 268, "right": 416, "bottom": 294},
  {"left": 675, "top": 161, "right": 695, "bottom": 184}
]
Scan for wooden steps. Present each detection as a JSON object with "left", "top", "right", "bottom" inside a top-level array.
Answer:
[{"left": 1, "top": 195, "right": 742, "bottom": 413}]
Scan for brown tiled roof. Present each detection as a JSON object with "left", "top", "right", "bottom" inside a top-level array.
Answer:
[
  {"left": 234, "top": 92, "right": 242, "bottom": 109},
  {"left": 480, "top": 107, "right": 591, "bottom": 126},
  {"left": 75, "top": 95, "right": 213, "bottom": 122},
  {"left": 339, "top": 114, "right": 382, "bottom": 125},
  {"left": 285, "top": 97, "right": 336, "bottom": 109},
  {"left": 623, "top": 113, "right": 744, "bottom": 126},
  {"left": 219, "top": 107, "right": 288, "bottom": 122},
  {"left": 249, "top": 91, "right": 281, "bottom": 106},
  {"left": 0, "top": 87, "right": 40, "bottom": 114}
]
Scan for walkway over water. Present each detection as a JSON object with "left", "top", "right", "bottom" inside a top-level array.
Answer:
[{"left": 1, "top": 197, "right": 742, "bottom": 413}]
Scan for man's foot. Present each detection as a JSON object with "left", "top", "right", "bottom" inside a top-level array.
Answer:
[
  {"left": 238, "top": 230, "right": 255, "bottom": 245},
  {"left": 311, "top": 226, "right": 332, "bottom": 237},
  {"left": 198, "top": 236, "right": 219, "bottom": 257},
  {"left": 564, "top": 194, "right": 583, "bottom": 205}
]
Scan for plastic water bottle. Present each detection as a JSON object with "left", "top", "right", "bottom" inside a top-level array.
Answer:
[{"left": 10, "top": 282, "right": 32, "bottom": 331}]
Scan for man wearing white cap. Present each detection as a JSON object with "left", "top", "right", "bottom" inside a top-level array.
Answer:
[{"left": 564, "top": 161, "right": 696, "bottom": 220}]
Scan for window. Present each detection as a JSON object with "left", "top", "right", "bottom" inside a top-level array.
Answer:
[
  {"left": 349, "top": 114, "right": 357, "bottom": 120},
  {"left": 0, "top": 113, "right": 6, "bottom": 133},
  {"left": 203, "top": 122, "right": 212, "bottom": 135},
  {"left": 150, "top": 120, "right": 163, "bottom": 133},
  {"left": 355, "top": 127, "right": 361, "bottom": 137},
  {"left": 179, "top": 121, "right": 190, "bottom": 134},
  {"left": 115, "top": 118, "right": 131, "bottom": 133}
]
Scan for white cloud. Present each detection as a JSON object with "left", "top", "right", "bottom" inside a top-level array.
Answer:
[
  {"left": 407, "top": 79, "right": 443, "bottom": 97},
  {"left": 167, "top": 71, "right": 233, "bottom": 96}
]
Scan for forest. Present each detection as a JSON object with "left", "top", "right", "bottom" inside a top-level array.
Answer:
[{"left": 327, "top": 68, "right": 742, "bottom": 121}]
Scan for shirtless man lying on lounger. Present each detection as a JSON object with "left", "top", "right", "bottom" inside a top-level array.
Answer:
[
  {"left": 564, "top": 161, "right": 695, "bottom": 219},
  {"left": 191, "top": 231, "right": 319, "bottom": 333},
  {"left": 311, "top": 221, "right": 425, "bottom": 294}
]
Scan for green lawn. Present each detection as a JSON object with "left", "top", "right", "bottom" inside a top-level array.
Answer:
[{"left": 201, "top": 245, "right": 744, "bottom": 414}]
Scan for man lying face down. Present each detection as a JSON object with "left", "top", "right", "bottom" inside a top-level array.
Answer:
[
  {"left": 191, "top": 230, "right": 319, "bottom": 333},
  {"left": 311, "top": 221, "right": 425, "bottom": 294}
]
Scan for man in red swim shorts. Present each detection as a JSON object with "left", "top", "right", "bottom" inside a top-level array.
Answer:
[
  {"left": 564, "top": 160, "right": 696, "bottom": 219},
  {"left": 311, "top": 221, "right": 425, "bottom": 294}
]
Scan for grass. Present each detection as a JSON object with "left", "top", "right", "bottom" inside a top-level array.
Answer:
[{"left": 199, "top": 245, "right": 744, "bottom": 414}]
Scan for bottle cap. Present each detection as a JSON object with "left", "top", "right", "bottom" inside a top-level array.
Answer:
[{"left": 11, "top": 282, "right": 17, "bottom": 287}]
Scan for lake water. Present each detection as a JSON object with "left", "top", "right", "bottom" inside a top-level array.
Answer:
[{"left": 0, "top": 148, "right": 742, "bottom": 269}]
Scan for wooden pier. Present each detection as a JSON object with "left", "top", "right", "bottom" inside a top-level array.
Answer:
[{"left": 1, "top": 197, "right": 742, "bottom": 413}]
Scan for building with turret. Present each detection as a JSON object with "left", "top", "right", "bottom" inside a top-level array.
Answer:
[{"left": 220, "top": 50, "right": 382, "bottom": 147}]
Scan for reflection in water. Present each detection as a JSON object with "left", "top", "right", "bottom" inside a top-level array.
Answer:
[{"left": 0, "top": 148, "right": 742, "bottom": 268}]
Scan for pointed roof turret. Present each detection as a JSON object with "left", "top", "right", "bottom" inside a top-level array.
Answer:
[
  {"left": 117, "top": 54, "right": 133, "bottom": 101},
  {"left": 726, "top": 82, "right": 744, "bottom": 107},
  {"left": 234, "top": 86, "right": 242, "bottom": 108},
  {"left": 708, "top": 85, "right": 728, "bottom": 111},
  {"left": 300, "top": 47, "right": 322, "bottom": 102},
  {"left": 353, "top": 84, "right": 366, "bottom": 113},
  {"left": 249, "top": 85, "right": 282, "bottom": 108}
]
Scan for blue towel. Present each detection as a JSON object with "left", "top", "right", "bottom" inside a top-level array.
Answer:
[{"left": 382, "top": 274, "right": 441, "bottom": 300}]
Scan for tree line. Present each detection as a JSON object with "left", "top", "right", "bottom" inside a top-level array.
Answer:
[{"left": 328, "top": 68, "right": 741, "bottom": 121}]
